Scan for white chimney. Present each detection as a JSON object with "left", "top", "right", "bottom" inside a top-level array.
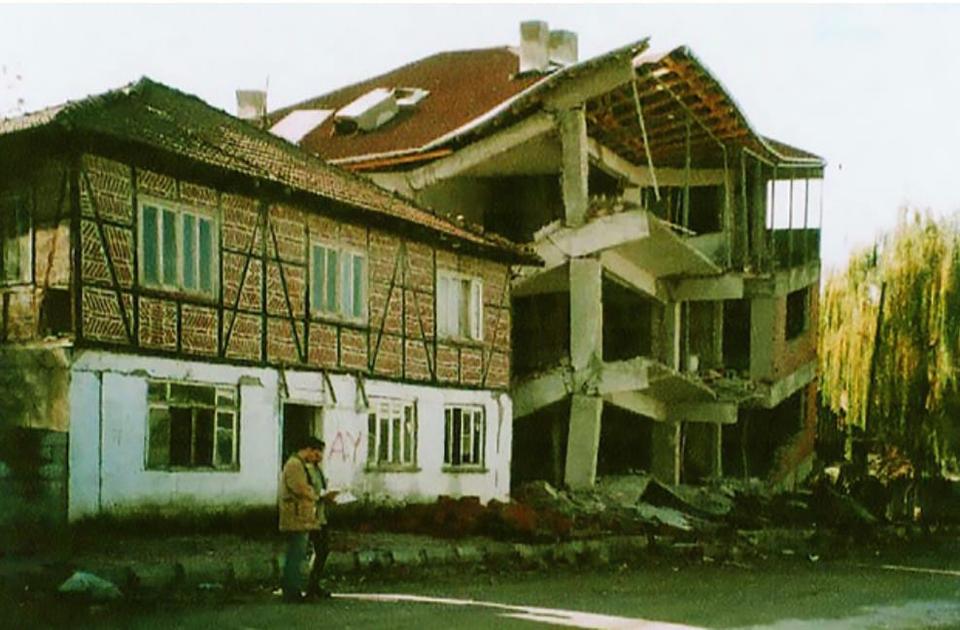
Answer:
[
  {"left": 519, "top": 20, "right": 549, "bottom": 74},
  {"left": 236, "top": 89, "right": 267, "bottom": 122},
  {"left": 549, "top": 30, "right": 578, "bottom": 66}
]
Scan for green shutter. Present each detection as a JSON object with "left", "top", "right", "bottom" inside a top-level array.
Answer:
[
  {"left": 142, "top": 205, "right": 159, "bottom": 284},
  {"left": 198, "top": 217, "right": 214, "bottom": 294}
]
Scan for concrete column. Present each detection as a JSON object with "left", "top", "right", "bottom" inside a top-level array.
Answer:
[
  {"left": 569, "top": 258, "right": 602, "bottom": 371},
  {"left": 565, "top": 255, "right": 603, "bottom": 489},
  {"left": 682, "top": 421, "right": 722, "bottom": 481},
  {"left": 651, "top": 421, "right": 680, "bottom": 485},
  {"left": 564, "top": 394, "right": 604, "bottom": 489},
  {"left": 709, "top": 301, "right": 724, "bottom": 370},
  {"left": 711, "top": 423, "right": 723, "bottom": 478},
  {"left": 660, "top": 302, "right": 682, "bottom": 371},
  {"left": 557, "top": 108, "right": 589, "bottom": 227},
  {"left": 749, "top": 297, "right": 775, "bottom": 380}
]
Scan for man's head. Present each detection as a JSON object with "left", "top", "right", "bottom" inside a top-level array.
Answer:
[{"left": 298, "top": 437, "right": 326, "bottom": 463}]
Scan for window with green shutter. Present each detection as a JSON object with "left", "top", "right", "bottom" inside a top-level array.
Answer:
[{"left": 310, "top": 243, "right": 366, "bottom": 322}]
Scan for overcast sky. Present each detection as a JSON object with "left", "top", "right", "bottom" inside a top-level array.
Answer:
[{"left": 2, "top": 3, "right": 957, "bottom": 272}]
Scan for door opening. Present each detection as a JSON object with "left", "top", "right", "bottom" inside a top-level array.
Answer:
[{"left": 282, "top": 403, "right": 323, "bottom": 460}]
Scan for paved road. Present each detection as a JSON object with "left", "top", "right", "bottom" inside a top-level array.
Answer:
[{"left": 11, "top": 555, "right": 960, "bottom": 629}]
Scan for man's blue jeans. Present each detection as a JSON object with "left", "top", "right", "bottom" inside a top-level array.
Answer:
[{"left": 282, "top": 532, "right": 310, "bottom": 598}]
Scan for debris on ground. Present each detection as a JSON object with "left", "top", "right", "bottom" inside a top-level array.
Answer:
[{"left": 58, "top": 571, "right": 122, "bottom": 601}]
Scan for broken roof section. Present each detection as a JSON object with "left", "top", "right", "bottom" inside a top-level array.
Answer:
[
  {"left": 0, "top": 78, "right": 536, "bottom": 264},
  {"left": 268, "top": 35, "right": 823, "bottom": 173}
]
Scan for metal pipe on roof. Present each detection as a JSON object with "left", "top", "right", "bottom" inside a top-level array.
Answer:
[{"left": 631, "top": 79, "right": 661, "bottom": 202}]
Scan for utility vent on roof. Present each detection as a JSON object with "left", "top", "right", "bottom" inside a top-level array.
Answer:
[
  {"left": 335, "top": 87, "right": 398, "bottom": 133},
  {"left": 269, "top": 109, "right": 333, "bottom": 144},
  {"left": 395, "top": 87, "right": 429, "bottom": 108},
  {"left": 334, "top": 87, "right": 429, "bottom": 133}
]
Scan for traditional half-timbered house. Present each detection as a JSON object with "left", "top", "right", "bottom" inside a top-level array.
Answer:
[{"left": 0, "top": 78, "right": 533, "bottom": 529}]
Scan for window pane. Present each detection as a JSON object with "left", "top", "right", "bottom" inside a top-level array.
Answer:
[
  {"left": 473, "top": 411, "right": 483, "bottom": 465},
  {"left": 142, "top": 205, "right": 159, "bottom": 284},
  {"left": 404, "top": 405, "right": 416, "bottom": 465},
  {"left": 216, "top": 412, "right": 234, "bottom": 467},
  {"left": 312, "top": 246, "right": 325, "bottom": 313},
  {"left": 14, "top": 200, "right": 28, "bottom": 282},
  {"left": 325, "top": 249, "right": 338, "bottom": 311},
  {"left": 161, "top": 209, "right": 178, "bottom": 285},
  {"left": 443, "top": 408, "right": 451, "bottom": 464},
  {"left": 147, "top": 408, "right": 171, "bottom": 468},
  {"left": 216, "top": 389, "right": 236, "bottom": 408},
  {"left": 391, "top": 416, "right": 402, "bottom": 463},
  {"left": 183, "top": 214, "right": 197, "bottom": 290},
  {"left": 170, "top": 383, "right": 216, "bottom": 406},
  {"left": 378, "top": 417, "right": 389, "bottom": 463},
  {"left": 341, "top": 252, "right": 354, "bottom": 316},
  {"left": 147, "top": 381, "right": 167, "bottom": 402},
  {"left": 367, "top": 413, "right": 376, "bottom": 463},
  {"left": 199, "top": 217, "right": 214, "bottom": 293},
  {"left": 461, "top": 412, "right": 471, "bottom": 463},
  {"left": 353, "top": 255, "right": 364, "bottom": 318},
  {"left": 470, "top": 280, "right": 483, "bottom": 340},
  {"left": 451, "top": 408, "right": 462, "bottom": 466},
  {"left": 194, "top": 408, "right": 214, "bottom": 466},
  {"left": 169, "top": 407, "right": 193, "bottom": 467},
  {"left": 459, "top": 279, "right": 471, "bottom": 338}
]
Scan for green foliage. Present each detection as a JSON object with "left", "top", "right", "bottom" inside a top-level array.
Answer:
[{"left": 820, "top": 209, "right": 960, "bottom": 475}]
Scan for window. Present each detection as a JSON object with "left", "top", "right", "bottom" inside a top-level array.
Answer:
[
  {"left": 146, "top": 381, "right": 238, "bottom": 470},
  {"left": 1, "top": 194, "right": 30, "bottom": 284},
  {"left": 437, "top": 272, "right": 482, "bottom": 341},
  {"left": 785, "top": 288, "right": 809, "bottom": 340},
  {"left": 139, "top": 199, "right": 218, "bottom": 297},
  {"left": 311, "top": 243, "right": 366, "bottom": 321},
  {"left": 366, "top": 398, "right": 417, "bottom": 469},
  {"left": 444, "top": 406, "right": 486, "bottom": 469}
]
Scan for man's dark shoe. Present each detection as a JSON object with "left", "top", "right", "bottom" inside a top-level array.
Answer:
[
  {"left": 304, "top": 587, "right": 332, "bottom": 600},
  {"left": 282, "top": 591, "right": 307, "bottom": 604}
]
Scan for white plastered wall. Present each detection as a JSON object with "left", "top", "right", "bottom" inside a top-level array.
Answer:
[{"left": 68, "top": 350, "right": 512, "bottom": 522}]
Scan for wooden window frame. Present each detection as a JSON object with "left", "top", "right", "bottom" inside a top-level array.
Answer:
[
  {"left": 365, "top": 397, "right": 418, "bottom": 471},
  {"left": 137, "top": 196, "right": 219, "bottom": 299},
  {"left": 443, "top": 404, "right": 486, "bottom": 471},
  {"left": 436, "top": 270, "right": 483, "bottom": 342},
  {"left": 145, "top": 380, "right": 240, "bottom": 472},
  {"left": 309, "top": 241, "right": 367, "bottom": 324},
  {"left": 0, "top": 192, "right": 32, "bottom": 286}
]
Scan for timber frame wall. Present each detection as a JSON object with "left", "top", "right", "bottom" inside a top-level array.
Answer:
[{"left": 0, "top": 145, "right": 512, "bottom": 390}]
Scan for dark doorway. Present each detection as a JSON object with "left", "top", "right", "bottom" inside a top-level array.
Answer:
[{"left": 282, "top": 403, "right": 321, "bottom": 460}]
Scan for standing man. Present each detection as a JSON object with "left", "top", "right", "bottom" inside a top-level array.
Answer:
[{"left": 279, "top": 437, "right": 336, "bottom": 603}]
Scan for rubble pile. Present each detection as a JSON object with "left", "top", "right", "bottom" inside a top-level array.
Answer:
[{"left": 331, "top": 469, "right": 960, "bottom": 556}]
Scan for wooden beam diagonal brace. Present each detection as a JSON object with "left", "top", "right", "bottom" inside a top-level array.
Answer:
[{"left": 80, "top": 167, "right": 133, "bottom": 344}]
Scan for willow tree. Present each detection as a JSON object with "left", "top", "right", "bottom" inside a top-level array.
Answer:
[{"left": 820, "top": 209, "right": 960, "bottom": 476}]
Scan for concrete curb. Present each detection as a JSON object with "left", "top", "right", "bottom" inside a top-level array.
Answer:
[
  {"left": 61, "top": 535, "right": 657, "bottom": 594},
  {"left": 10, "top": 529, "right": 816, "bottom": 596}
]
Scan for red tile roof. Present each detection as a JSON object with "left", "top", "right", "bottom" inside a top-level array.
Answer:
[{"left": 268, "top": 47, "right": 545, "bottom": 163}]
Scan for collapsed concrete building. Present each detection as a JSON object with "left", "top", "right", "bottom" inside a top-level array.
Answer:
[{"left": 265, "top": 22, "right": 824, "bottom": 490}]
